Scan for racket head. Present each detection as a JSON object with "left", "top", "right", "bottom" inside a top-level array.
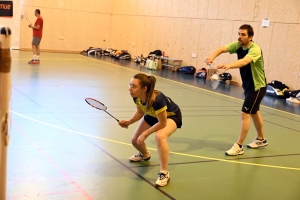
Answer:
[
  {"left": 24, "top": 12, "right": 29, "bottom": 19},
  {"left": 24, "top": 12, "right": 30, "bottom": 23},
  {"left": 85, "top": 98, "right": 107, "bottom": 110}
]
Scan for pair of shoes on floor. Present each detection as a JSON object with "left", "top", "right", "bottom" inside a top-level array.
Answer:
[
  {"left": 286, "top": 97, "right": 300, "bottom": 104},
  {"left": 28, "top": 59, "right": 40, "bottom": 64},
  {"left": 129, "top": 152, "right": 170, "bottom": 187},
  {"left": 225, "top": 138, "right": 268, "bottom": 156}
]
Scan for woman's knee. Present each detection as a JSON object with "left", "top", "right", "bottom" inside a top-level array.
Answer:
[
  {"left": 155, "top": 132, "right": 167, "bottom": 144},
  {"left": 131, "top": 137, "right": 138, "bottom": 145}
]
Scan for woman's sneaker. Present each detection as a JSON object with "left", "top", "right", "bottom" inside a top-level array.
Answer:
[
  {"left": 225, "top": 143, "right": 244, "bottom": 156},
  {"left": 247, "top": 138, "right": 268, "bottom": 148},
  {"left": 129, "top": 151, "right": 151, "bottom": 162},
  {"left": 155, "top": 171, "right": 170, "bottom": 187}
]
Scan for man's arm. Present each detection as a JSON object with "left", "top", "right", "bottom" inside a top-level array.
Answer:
[
  {"left": 217, "top": 56, "right": 253, "bottom": 71},
  {"left": 206, "top": 46, "right": 228, "bottom": 64},
  {"left": 29, "top": 24, "right": 40, "bottom": 30}
]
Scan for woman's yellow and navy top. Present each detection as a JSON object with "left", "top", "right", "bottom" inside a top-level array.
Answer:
[{"left": 133, "top": 92, "right": 180, "bottom": 118}]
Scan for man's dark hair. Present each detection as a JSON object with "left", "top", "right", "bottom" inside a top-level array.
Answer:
[
  {"left": 239, "top": 24, "right": 254, "bottom": 38},
  {"left": 35, "top": 9, "right": 40, "bottom": 15}
]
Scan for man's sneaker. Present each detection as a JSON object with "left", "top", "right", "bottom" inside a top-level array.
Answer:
[
  {"left": 225, "top": 143, "right": 244, "bottom": 156},
  {"left": 28, "top": 59, "right": 39, "bottom": 64},
  {"left": 155, "top": 171, "right": 170, "bottom": 187},
  {"left": 247, "top": 138, "right": 268, "bottom": 148},
  {"left": 129, "top": 151, "right": 151, "bottom": 162},
  {"left": 28, "top": 59, "right": 36, "bottom": 64}
]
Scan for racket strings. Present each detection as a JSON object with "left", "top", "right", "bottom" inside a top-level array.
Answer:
[{"left": 85, "top": 98, "right": 107, "bottom": 110}]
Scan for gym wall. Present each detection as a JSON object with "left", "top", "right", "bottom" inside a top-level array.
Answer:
[
  {"left": 110, "top": 0, "right": 300, "bottom": 89},
  {"left": 0, "top": 0, "right": 21, "bottom": 49},
  {"left": 19, "top": 0, "right": 113, "bottom": 53},
  {"left": 15, "top": 0, "right": 300, "bottom": 89}
]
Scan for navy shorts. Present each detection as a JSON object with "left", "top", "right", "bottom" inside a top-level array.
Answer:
[
  {"left": 144, "top": 109, "right": 182, "bottom": 128},
  {"left": 242, "top": 87, "right": 266, "bottom": 114}
]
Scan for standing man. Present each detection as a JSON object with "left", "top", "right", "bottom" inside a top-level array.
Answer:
[
  {"left": 206, "top": 24, "right": 268, "bottom": 156},
  {"left": 28, "top": 9, "right": 43, "bottom": 64}
]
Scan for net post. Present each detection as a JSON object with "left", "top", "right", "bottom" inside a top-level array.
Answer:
[{"left": 0, "top": 27, "right": 12, "bottom": 200}]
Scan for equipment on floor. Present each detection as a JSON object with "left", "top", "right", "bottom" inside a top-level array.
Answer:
[
  {"left": 147, "top": 50, "right": 162, "bottom": 58},
  {"left": 176, "top": 66, "right": 196, "bottom": 74},
  {"left": 219, "top": 72, "right": 232, "bottom": 84},
  {"left": 102, "top": 47, "right": 116, "bottom": 56},
  {"left": 81, "top": 47, "right": 102, "bottom": 56},
  {"left": 266, "top": 80, "right": 289, "bottom": 98},
  {"left": 194, "top": 68, "right": 207, "bottom": 79},
  {"left": 115, "top": 50, "right": 131, "bottom": 60}
]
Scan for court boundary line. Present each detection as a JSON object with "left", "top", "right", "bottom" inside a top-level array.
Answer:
[
  {"left": 10, "top": 110, "right": 300, "bottom": 171},
  {"left": 85, "top": 137, "right": 175, "bottom": 200},
  {"left": 11, "top": 121, "right": 93, "bottom": 200},
  {"left": 129, "top": 153, "right": 300, "bottom": 168},
  {"left": 84, "top": 56, "right": 300, "bottom": 118}
]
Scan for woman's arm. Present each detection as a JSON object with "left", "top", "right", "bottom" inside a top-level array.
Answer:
[
  {"left": 128, "top": 106, "right": 145, "bottom": 125},
  {"left": 119, "top": 106, "right": 144, "bottom": 128}
]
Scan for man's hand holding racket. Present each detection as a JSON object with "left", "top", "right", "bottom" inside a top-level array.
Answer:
[{"left": 205, "top": 57, "right": 214, "bottom": 65}]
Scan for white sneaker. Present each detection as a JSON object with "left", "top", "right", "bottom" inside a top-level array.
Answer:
[
  {"left": 155, "top": 171, "right": 170, "bottom": 187},
  {"left": 286, "top": 97, "right": 300, "bottom": 104},
  {"left": 247, "top": 138, "right": 268, "bottom": 148},
  {"left": 225, "top": 143, "right": 244, "bottom": 156},
  {"left": 129, "top": 151, "right": 151, "bottom": 162}
]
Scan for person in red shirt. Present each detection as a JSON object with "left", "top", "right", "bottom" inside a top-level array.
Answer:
[{"left": 28, "top": 9, "right": 43, "bottom": 64}]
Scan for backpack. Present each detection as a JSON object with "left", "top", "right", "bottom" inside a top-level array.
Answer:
[
  {"left": 194, "top": 68, "right": 207, "bottom": 79},
  {"left": 219, "top": 72, "right": 232, "bottom": 84},
  {"left": 266, "top": 80, "right": 289, "bottom": 98},
  {"left": 177, "top": 66, "right": 196, "bottom": 74},
  {"left": 147, "top": 50, "right": 162, "bottom": 58}
]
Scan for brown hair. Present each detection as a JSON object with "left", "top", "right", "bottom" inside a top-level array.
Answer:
[
  {"left": 35, "top": 9, "right": 40, "bottom": 15},
  {"left": 239, "top": 24, "right": 254, "bottom": 41},
  {"left": 133, "top": 73, "right": 159, "bottom": 111}
]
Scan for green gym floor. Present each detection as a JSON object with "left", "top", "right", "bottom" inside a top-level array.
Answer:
[{"left": 7, "top": 51, "right": 300, "bottom": 200}]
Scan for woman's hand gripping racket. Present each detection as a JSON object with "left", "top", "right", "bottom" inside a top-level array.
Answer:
[{"left": 85, "top": 98, "right": 119, "bottom": 122}]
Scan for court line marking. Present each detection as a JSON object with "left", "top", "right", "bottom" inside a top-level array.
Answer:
[
  {"left": 11, "top": 110, "right": 300, "bottom": 171},
  {"left": 11, "top": 121, "right": 93, "bottom": 200},
  {"left": 85, "top": 56, "right": 300, "bottom": 118},
  {"left": 85, "top": 137, "right": 175, "bottom": 199},
  {"left": 129, "top": 152, "right": 300, "bottom": 168}
]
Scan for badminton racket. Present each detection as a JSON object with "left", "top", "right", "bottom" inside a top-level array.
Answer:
[
  {"left": 24, "top": 12, "right": 31, "bottom": 24},
  {"left": 85, "top": 98, "right": 119, "bottom": 122}
]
